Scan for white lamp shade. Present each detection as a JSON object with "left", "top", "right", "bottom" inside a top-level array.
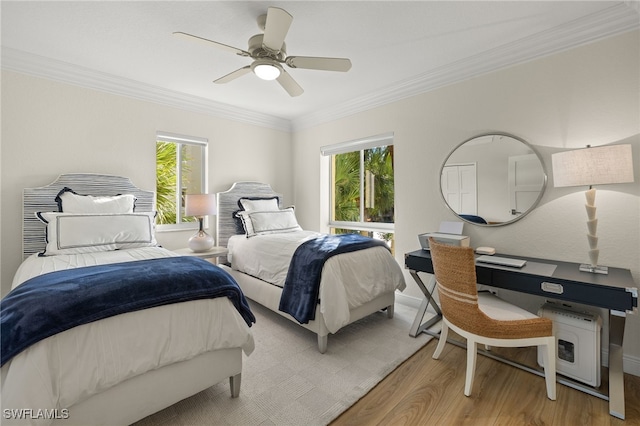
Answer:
[
  {"left": 552, "top": 144, "right": 634, "bottom": 188},
  {"left": 185, "top": 194, "right": 217, "bottom": 217}
]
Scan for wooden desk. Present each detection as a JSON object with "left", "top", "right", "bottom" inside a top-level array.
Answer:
[{"left": 405, "top": 249, "right": 638, "bottom": 420}]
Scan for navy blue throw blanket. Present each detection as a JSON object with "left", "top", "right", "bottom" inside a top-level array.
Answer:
[
  {"left": 279, "top": 234, "right": 389, "bottom": 324},
  {"left": 1, "top": 257, "right": 255, "bottom": 366}
]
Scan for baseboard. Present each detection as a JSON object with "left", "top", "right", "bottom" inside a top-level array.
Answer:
[
  {"left": 622, "top": 354, "right": 640, "bottom": 377},
  {"left": 395, "top": 292, "right": 423, "bottom": 310},
  {"left": 395, "top": 292, "right": 640, "bottom": 378},
  {"left": 602, "top": 350, "right": 640, "bottom": 378}
]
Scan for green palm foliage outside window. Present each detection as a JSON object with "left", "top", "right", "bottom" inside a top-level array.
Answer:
[
  {"left": 156, "top": 141, "right": 179, "bottom": 225},
  {"left": 333, "top": 151, "right": 361, "bottom": 222},
  {"left": 364, "top": 146, "right": 394, "bottom": 223},
  {"left": 333, "top": 145, "right": 394, "bottom": 223},
  {"left": 332, "top": 144, "right": 395, "bottom": 248},
  {"left": 156, "top": 140, "right": 201, "bottom": 225}
]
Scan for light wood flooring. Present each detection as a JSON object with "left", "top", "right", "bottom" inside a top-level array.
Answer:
[{"left": 331, "top": 336, "right": 640, "bottom": 425}]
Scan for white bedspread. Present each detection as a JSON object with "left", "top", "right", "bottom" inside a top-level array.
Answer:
[
  {"left": 228, "top": 232, "right": 406, "bottom": 332},
  {"left": 2, "top": 248, "right": 255, "bottom": 425},
  {"left": 228, "top": 231, "right": 320, "bottom": 287},
  {"left": 11, "top": 246, "right": 181, "bottom": 289}
]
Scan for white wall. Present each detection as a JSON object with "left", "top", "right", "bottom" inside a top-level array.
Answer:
[
  {"left": 292, "top": 31, "right": 640, "bottom": 373},
  {"left": 0, "top": 70, "right": 292, "bottom": 294},
  {"left": 1, "top": 30, "right": 638, "bottom": 374}
]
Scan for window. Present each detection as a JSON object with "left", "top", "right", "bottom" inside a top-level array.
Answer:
[
  {"left": 321, "top": 133, "right": 395, "bottom": 250},
  {"left": 155, "top": 132, "right": 207, "bottom": 230}
]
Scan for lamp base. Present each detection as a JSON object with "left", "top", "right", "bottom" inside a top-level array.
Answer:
[
  {"left": 188, "top": 230, "right": 214, "bottom": 253},
  {"left": 579, "top": 264, "right": 608, "bottom": 275}
]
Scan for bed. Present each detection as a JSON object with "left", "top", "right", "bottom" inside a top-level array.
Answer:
[
  {"left": 1, "top": 173, "right": 255, "bottom": 426},
  {"left": 216, "top": 181, "right": 406, "bottom": 353}
]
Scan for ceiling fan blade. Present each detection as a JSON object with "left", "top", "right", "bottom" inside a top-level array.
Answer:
[
  {"left": 286, "top": 56, "right": 352, "bottom": 72},
  {"left": 214, "top": 66, "right": 251, "bottom": 84},
  {"left": 173, "top": 32, "right": 250, "bottom": 57},
  {"left": 276, "top": 70, "right": 304, "bottom": 97},
  {"left": 262, "top": 7, "right": 293, "bottom": 53}
]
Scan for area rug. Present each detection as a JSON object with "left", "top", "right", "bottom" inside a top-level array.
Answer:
[{"left": 135, "top": 302, "right": 432, "bottom": 426}]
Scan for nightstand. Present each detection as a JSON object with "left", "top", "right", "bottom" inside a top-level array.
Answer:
[{"left": 172, "top": 247, "right": 229, "bottom": 264}]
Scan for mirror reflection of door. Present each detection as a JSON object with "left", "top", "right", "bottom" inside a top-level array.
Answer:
[
  {"left": 441, "top": 163, "right": 477, "bottom": 215},
  {"left": 508, "top": 154, "right": 545, "bottom": 216},
  {"left": 440, "top": 133, "right": 547, "bottom": 226}
]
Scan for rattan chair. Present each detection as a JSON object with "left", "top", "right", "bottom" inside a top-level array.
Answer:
[{"left": 429, "top": 238, "right": 556, "bottom": 400}]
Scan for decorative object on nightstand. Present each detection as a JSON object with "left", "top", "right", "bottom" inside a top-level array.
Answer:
[
  {"left": 552, "top": 144, "right": 634, "bottom": 274},
  {"left": 184, "top": 193, "right": 217, "bottom": 252}
]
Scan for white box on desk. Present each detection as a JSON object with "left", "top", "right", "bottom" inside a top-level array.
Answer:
[{"left": 418, "top": 233, "right": 470, "bottom": 250}]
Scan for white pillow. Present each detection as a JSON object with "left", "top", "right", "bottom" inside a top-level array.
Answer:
[
  {"left": 56, "top": 188, "right": 136, "bottom": 214},
  {"left": 36, "top": 212, "right": 157, "bottom": 256},
  {"left": 237, "top": 208, "right": 302, "bottom": 237},
  {"left": 238, "top": 197, "right": 279, "bottom": 212}
]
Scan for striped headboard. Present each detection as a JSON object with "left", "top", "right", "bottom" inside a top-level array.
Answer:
[
  {"left": 216, "top": 182, "right": 282, "bottom": 249},
  {"left": 23, "top": 173, "right": 155, "bottom": 259}
]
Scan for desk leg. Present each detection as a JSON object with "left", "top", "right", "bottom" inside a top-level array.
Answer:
[
  {"left": 608, "top": 311, "right": 626, "bottom": 420},
  {"left": 409, "top": 270, "right": 442, "bottom": 337}
]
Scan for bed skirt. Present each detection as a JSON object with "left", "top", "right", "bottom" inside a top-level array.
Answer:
[{"left": 221, "top": 265, "right": 395, "bottom": 353}]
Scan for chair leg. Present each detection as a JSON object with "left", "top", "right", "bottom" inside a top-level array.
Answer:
[
  {"left": 543, "top": 340, "right": 557, "bottom": 400},
  {"left": 432, "top": 321, "right": 449, "bottom": 360},
  {"left": 464, "top": 339, "right": 478, "bottom": 397}
]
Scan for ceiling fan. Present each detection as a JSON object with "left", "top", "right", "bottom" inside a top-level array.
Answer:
[{"left": 174, "top": 6, "right": 352, "bottom": 97}]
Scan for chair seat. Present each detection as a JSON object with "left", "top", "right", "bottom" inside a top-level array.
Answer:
[{"left": 478, "top": 292, "right": 539, "bottom": 321}]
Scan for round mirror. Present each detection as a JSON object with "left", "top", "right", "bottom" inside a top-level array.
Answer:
[{"left": 440, "top": 133, "right": 547, "bottom": 226}]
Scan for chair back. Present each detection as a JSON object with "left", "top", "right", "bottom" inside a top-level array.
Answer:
[
  {"left": 428, "top": 238, "right": 483, "bottom": 332},
  {"left": 428, "top": 238, "right": 552, "bottom": 339}
]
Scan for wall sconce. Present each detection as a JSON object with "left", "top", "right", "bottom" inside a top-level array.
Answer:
[
  {"left": 552, "top": 144, "right": 634, "bottom": 274},
  {"left": 184, "top": 194, "right": 217, "bottom": 252}
]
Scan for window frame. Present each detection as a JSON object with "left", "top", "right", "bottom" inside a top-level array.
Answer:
[
  {"left": 155, "top": 131, "right": 208, "bottom": 232},
  {"left": 321, "top": 132, "right": 395, "bottom": 235}
]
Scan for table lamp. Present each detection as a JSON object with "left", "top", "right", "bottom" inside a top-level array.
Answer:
[
  {"left": 552, "top": 144, "right": 634, "bottom": 274},
  {"left": 184, "top": 193, "right": 217, "bottom": 252}
]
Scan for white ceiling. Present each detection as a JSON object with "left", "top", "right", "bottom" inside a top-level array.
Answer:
[{"left": 2, "top": 1, "right": 638, "bottom": 131}]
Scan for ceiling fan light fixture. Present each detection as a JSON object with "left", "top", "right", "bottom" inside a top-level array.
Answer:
[
  {"left": 252, "top": 60, "right": 281, "bottom": 80},
  {"left": 176, "top": 6, "right": 351, "bottom": 96}
]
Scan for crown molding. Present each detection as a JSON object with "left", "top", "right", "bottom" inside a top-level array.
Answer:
[
  {"left": 291, "top": 3, "right": 639, "bottom": 131},
  {"left": 2, "top": 4, "right": 637, "bottom": 134},
  {"left": 1, "top": 47, "right": 292, "bottom": 133}
]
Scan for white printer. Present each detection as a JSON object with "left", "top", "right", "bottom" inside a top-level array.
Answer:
[{"left": 418, "top": 221, "right": 469, "bottom": 250}]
